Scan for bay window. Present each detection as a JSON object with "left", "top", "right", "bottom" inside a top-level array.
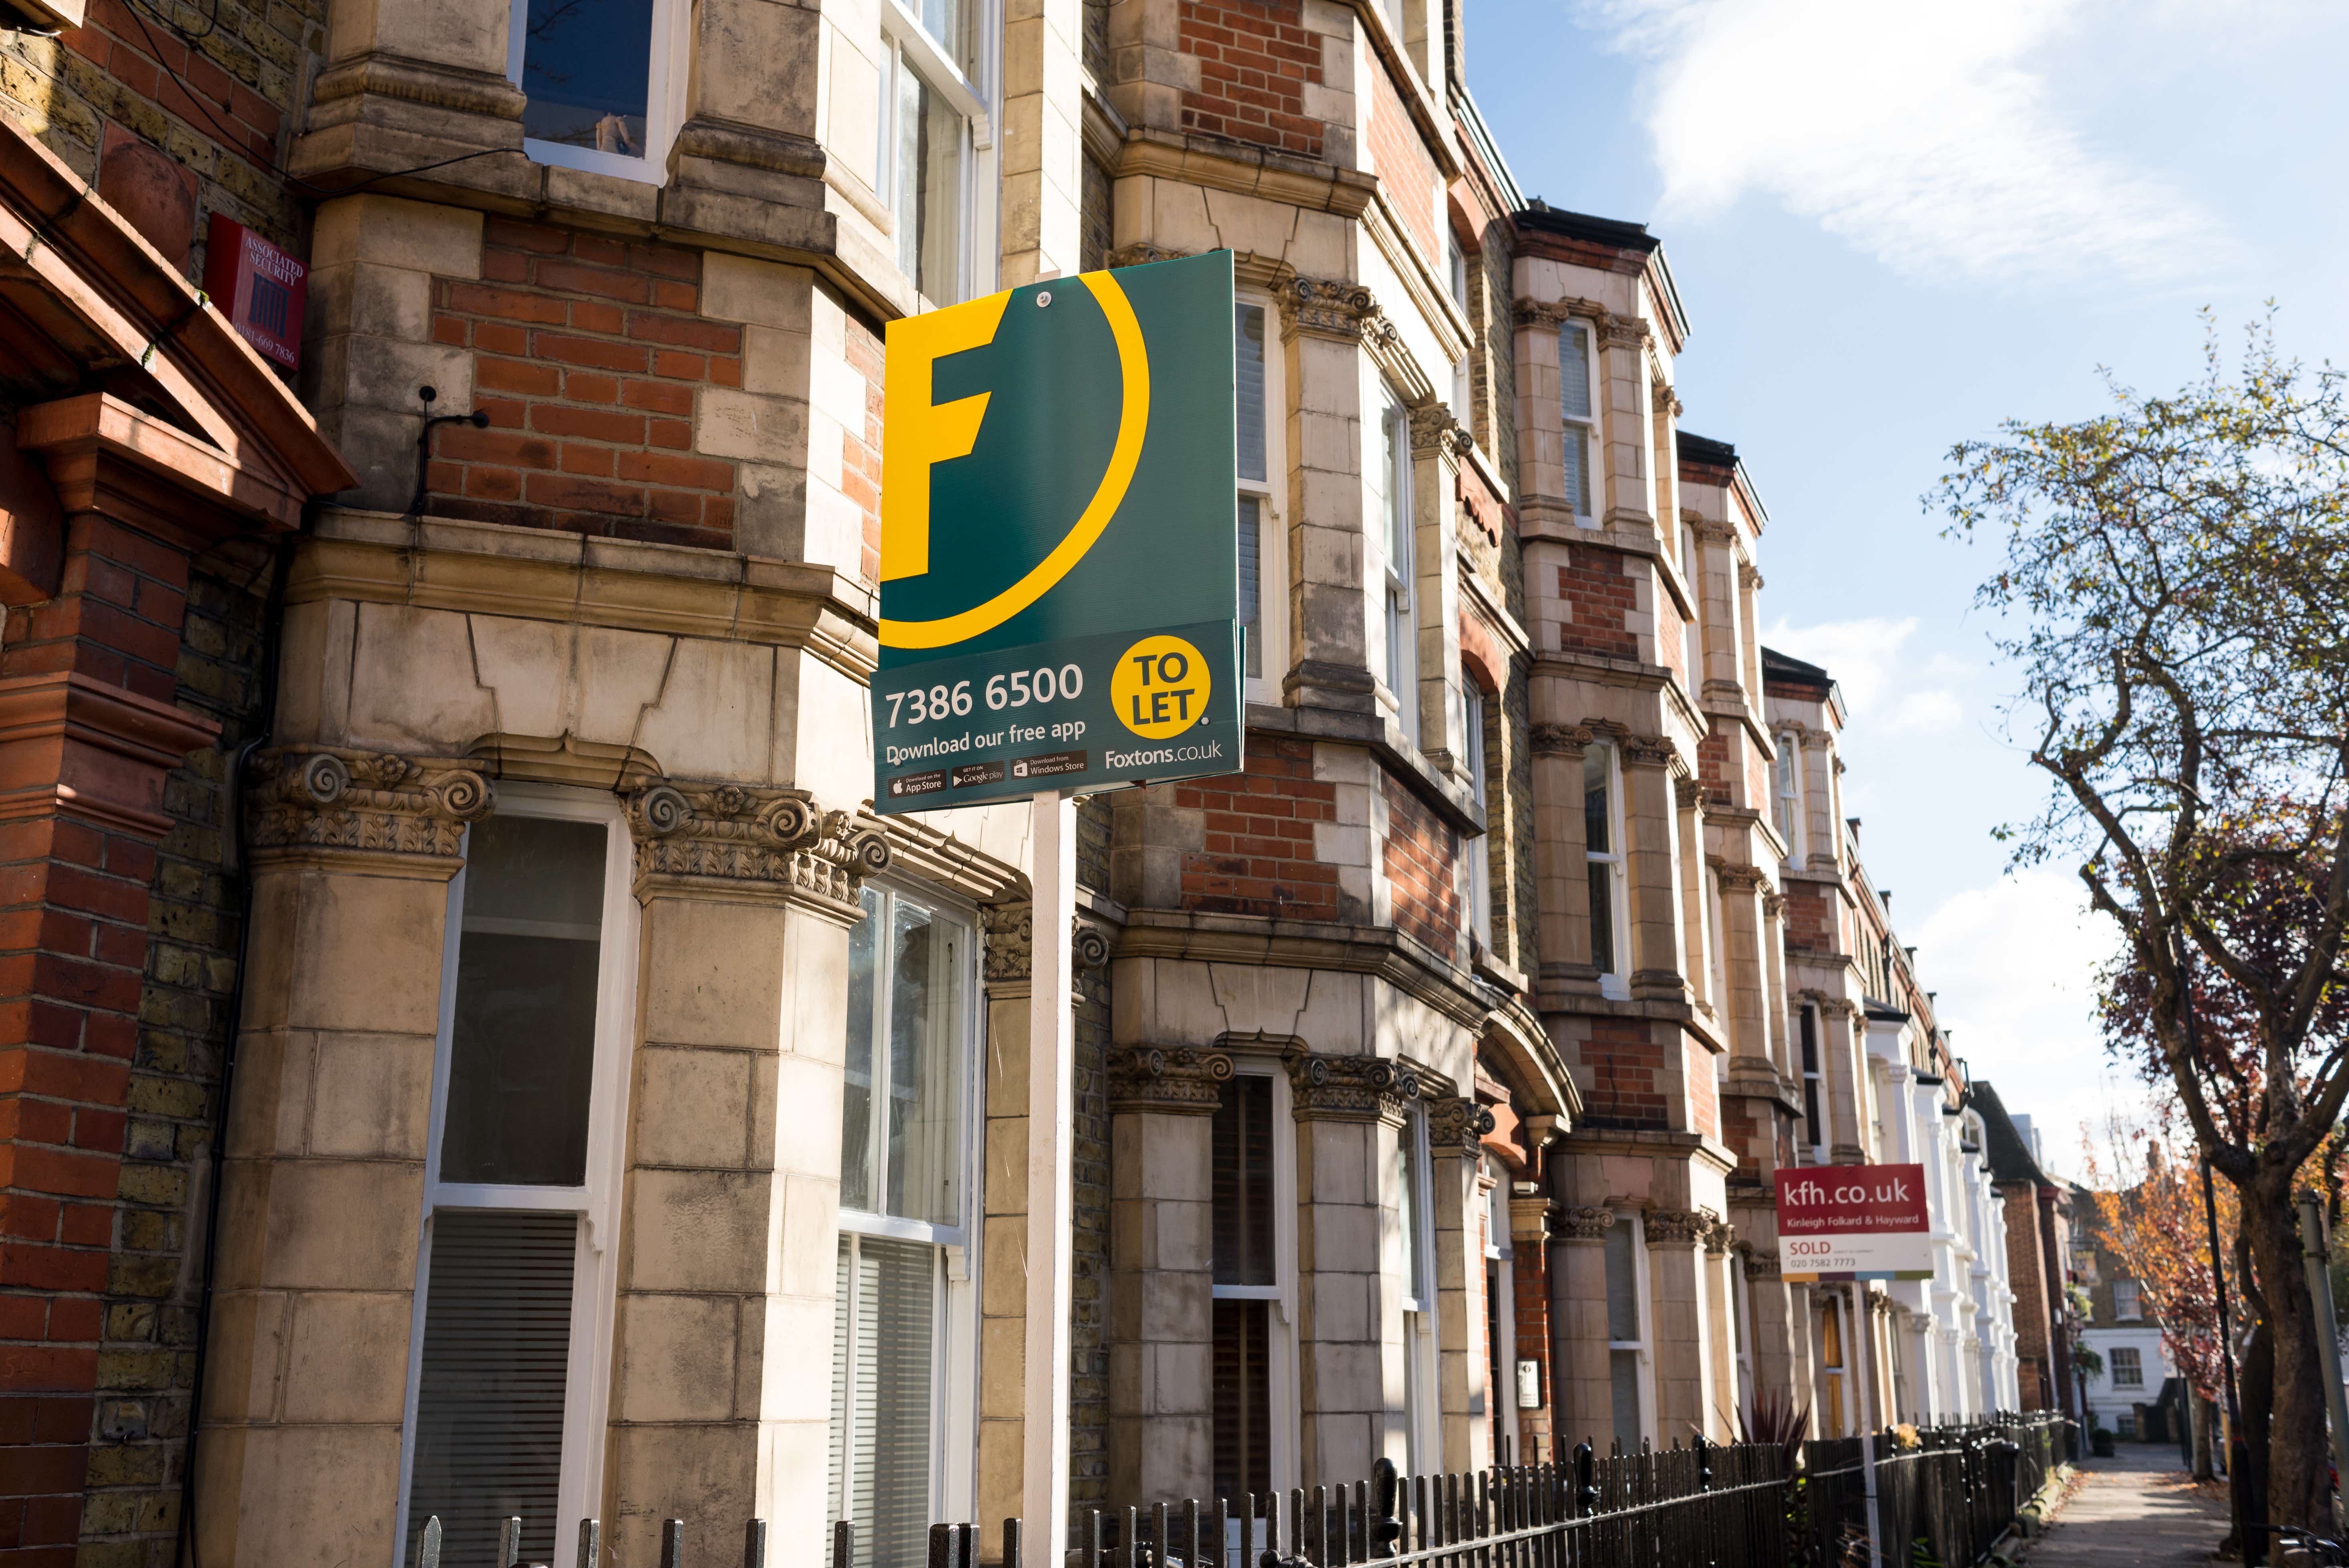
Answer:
[
  {"left": 1583, "top": 742, "right": 1627, "bottom": 996},
  {"left": 400, "top": 790, "right": 638, "bottom": 1566},
  {"left": 509, "top": 0, "right": 687, "bottom": 179},
  {"left": 880, "top": 0, "right": 984, "bottom": 304},
  {"left": 1379, "top": 385, "right": 1417, "bottom": 745},
  {"left": 831, "top": 884, "right": 978, "bottom": 1568},
  {"left": 1559, "top": 322, "right": 1599, "bottom": 524}
]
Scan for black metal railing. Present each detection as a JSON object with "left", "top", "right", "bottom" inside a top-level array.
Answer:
[{"left": 405, "top": 1413, "right": 2072, "bottom": 1568}]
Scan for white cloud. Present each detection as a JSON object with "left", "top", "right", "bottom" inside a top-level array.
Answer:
[
  {"left": 1913, "top": 867, "right": 2146, "bottom": 1175},
  {"left": 1573, "top": 0, "right": 2242, "bottom": 288},
  {"left": 1886, "top": 689, "right": 1964, "bottom": 737},
  {"left": 1759, "top": 614, "right": 1915, "bottom": 712}
]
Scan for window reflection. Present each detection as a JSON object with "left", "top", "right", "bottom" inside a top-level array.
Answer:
[{"left": 521, "top": 0, "right": 655, "bottom": 158}]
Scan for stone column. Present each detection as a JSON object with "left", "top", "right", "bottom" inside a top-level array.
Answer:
[
  {"left": 1426, "top": 1096, "right": 1495, "bottom": 1472},
  {"left": 1675, "top": 778, "right": 1711, "bottom": 1009},
  {"left": 1105, "top": 1045, "right": 1229, "bottom": 1502},
  {"left": 1743, "top": 1253, "right": 1814, "bottom": 1429},
  {"left": 1703, "top": 1220, "right": 1737, "bottom": 1441},
  {"left": 197, "top": 747, "right": 491, "bottom": 1567},
  {"left": 1287, "top": 1050, "right": 1417, "bottom": 1486},
  {"left": 1277, "top": 279, "right": 1380, "bottom": 716},
  {"left": 1595, "top": 316, "right": 1654, "bottom": 532},
  {"left": 1644, "top": 1208, "right": 1714, "bottom": 1442},
  {"left": 1505, "top": 1197, "right": 1555, "bottom": 1464},
  {"left": 977, "top": 902, "right": 1033, "bottom": 1546},
  {"left": 1000, "top": 0, "right": 1085, "bottom": 287},
  {"left": 605, "top": 784, "right": 887, "bottom": 1568},
  {"left": 1619, "top": 739, "right": 1686, "bottom": 1002},
  {"left": 1527, "top": 725, "right": 1594, "bottom": 991},
  {"left": 1548, "top": 1205, "right": 1613, "bottom": 1452}
]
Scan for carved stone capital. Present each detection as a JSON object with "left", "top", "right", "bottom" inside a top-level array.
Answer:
[
  {"left": 1408, "top": 403, "right": 1471, "bottom": 460},
  {"left": 1744, "top": 1251, "right": 1782, "bottom": 1281},
  {"left": 1557, "top": 1206, "right": 1616, "bottom": 1241},
  {"left": 1108, "top": 242, "right": 1192, "bottom": 269},
  {"left": 246, "top": 746, "right": 493, "bottom": 874},
  {"left": 625, "top": 780, "right": 886, "bottom": 917},
  {"left": 1704, "top": 1217, "right": 1734, "bottom": 1255},
  {"left": 1284, "top": 1049, "right": 1424, "bottom": 1125},
  {"left": 1279, "top": 275, "right": 1383, "bottom": 341},
  {"left": 1719, "top": 864, "right": 1770, "bottom": 893},
  {"left": 1674, "top": 775, "right": 1706, "bottom": 808},
  {"left": 1531, "top": 723, "right": 1593, "bottom": 757},
  {"left": 1425, "top": 1095, "right": 1497, "bottom": 1155},
  {"left": 1620, "top": 735, "right": 1677, "bottom": 768},
  {"left": 983, "top": 901, "right": 1033, "bottom": 984},
  {"left": 1644, "top": 1207, "right": 1714, "bottom": 1247},
  {"left": 1107, "top": 1046, "right": 1234, "bottom": 1114}
]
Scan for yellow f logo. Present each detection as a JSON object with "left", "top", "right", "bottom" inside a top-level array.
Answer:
[{"left": 880, "top": 291, "right": 1013, "bottom": 582}]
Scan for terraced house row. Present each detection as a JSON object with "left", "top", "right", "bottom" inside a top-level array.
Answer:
[{"left": 0, "top": 0, "right": 2046, "bottom": 1557}]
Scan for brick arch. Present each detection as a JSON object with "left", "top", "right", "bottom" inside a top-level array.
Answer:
[{"left": 1459, "top": 605, "right": 1505, "bottom": 695}]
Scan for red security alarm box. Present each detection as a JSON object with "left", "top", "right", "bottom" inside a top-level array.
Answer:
[{"left": 202, "top": 213, "right": 306, "bottom": 371}]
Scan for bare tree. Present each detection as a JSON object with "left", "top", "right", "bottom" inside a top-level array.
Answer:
[{"left": 1936, "top": 314, "right": 2349, "bottom": 1531}]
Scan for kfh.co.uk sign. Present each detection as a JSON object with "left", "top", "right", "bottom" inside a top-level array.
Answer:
[{"left": 1774, "top": 1164, "right": 1932, "bottom": 1282}]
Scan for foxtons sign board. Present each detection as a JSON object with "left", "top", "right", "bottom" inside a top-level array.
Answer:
[
  {"left": 872, "top": 252, "right": 1244, "bottom": 812},
  {"left": 1774, "top": 1164, "right": 1931, "bottom": 1281}
]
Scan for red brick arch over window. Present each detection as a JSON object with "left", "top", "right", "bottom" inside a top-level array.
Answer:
[{"left": 1460, "top": 607, "right": 1505, "bottom": 696}]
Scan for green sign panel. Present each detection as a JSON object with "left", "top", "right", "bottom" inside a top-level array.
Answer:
[{"left": 873, "top": 251, "right": 1244, "bottom": 812}]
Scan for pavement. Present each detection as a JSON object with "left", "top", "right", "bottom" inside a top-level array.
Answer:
[{"left": 2020, "top": 1442, "right": 2232, "bottom": 1567}]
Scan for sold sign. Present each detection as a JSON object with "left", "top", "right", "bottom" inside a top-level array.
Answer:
[{"left": 1774, "top": 1164, "right": 1932, "bottom": 1281}]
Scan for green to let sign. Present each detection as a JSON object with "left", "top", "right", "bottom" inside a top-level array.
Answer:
[{"left": 872, "top": 251, "right": 1244, "bottom": 812}]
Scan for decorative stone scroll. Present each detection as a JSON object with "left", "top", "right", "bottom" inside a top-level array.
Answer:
[
  {"left": 1703, "top": 1216, "right": 1734, "bottom": 1255},
  {"left": 1644, "top": 1207, "right": 1714, "bottom": 1247},
  {"left": 1425, "top": 1095, "right": 1499, "bottom": 1154},
  {"left": 1407, "top": 403, "right": 1473, "bottom": 460},
  {"left": 1280, "top": 275, "right": 1383, "bottom": 340},
  {"left": 625, "top": 780, "right": 888, "bottom": 915},
  {"left": 1284, "top": 1049, "right": 1424, "bottom": 1125},
  {"left": 1557, "top": 1206, "right": 1616, "bottom": 1241},
  {"left": 1719, "top": 865, "right": 1770, "bottom": 894},
  {"left": 982, "top": 901, "right": 1032, "bottom": 983},
  {"left": 1620, "top": 735, "right": 1677, "bottom": 769},
  {"left": 1107, "top": 1046, "right": 1234, "bottom": 1115},
  {"left": 245, "top": 746, "right": 492, "bottom": 867},
  {"left": 1529, "top": 723, "right": 1593, "bottom": 757}
]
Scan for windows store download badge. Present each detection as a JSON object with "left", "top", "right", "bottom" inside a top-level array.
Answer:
[{"left": 871, "top": 252, "right": 1245, "bottom": 811}]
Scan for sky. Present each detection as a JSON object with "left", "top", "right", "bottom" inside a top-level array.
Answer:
[{"left": 1465, "top": 0, "right": 2349, "bottom": 1174}]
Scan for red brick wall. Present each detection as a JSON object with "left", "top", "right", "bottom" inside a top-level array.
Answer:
[
  {"left": 843, "top": 311, "right": 886, "bottom": 585},
  {"left": 1177, "top": 736, "right": 1340, "bottom": 920},
  {"left": 1581, "top": 1016, "right": 1667, "bottom": 1130},
  {"left": 1366, "top": 67, "right": 1436, "bottom": 261},
  {"left": 1510, "top": 1211, "right": 1555, "bottom": 1463},
  {"left": 1685, "top": 1034, "right": 1718, "bottom": 1141},
  {"left": 1783, "top": 882, "right": 1835, "bottom": 955},
  {"left": 1696, "top": 731, "right": 1728, "bottom": 801},
  {"left": 1557, "top": 545, "right": 1638, "bottom": 661},
  {"left": 1382, "top": 773, "right": 1458, "bottom": 955},
  {"left": 426, "top": 219, "right": 743, "bottom": 551},
  {"left": 1178, "top": 0, "right": 1323, "bottom": 158}
]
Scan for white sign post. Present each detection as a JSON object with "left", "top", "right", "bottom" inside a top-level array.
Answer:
[{"left": 1021, "top": 791, "right": 1077, "bottom": 1565}]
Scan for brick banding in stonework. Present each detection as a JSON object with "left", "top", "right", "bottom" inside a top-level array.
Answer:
[
  {"left": 1178, "top": 0, "right": 1325, "bottom": 159},
  {"left": 1557, "top": 544, "right": 1640, "bottom": 661},
  {"left": 1176, "top": 736, "right": 1341, "bottom": 920},
  {"left": 427, "top": 219, "right": 743, "bottom": 551}
]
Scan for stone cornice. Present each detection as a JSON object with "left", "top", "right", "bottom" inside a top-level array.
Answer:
[
  {"left": 1425, "top": 1094, "right": 1498, "bottom": 1155},
  {"left": 295, "top": 510, "right": 879, "bottom": 685},
  {"left": 1107, "top": 1046, "right": 1234, "bottom": 1115},
  {"left": 1114, "top": 909, "right": 1495, "bottom": 1029},
  {"left": 1111, "top": 126, "right": 1379, "bottom": 218},
  {"left": 246, "top": 745, "right": 492, "bottom": 877},
  {"left": 1284, "top": 1049, "right": 1424, "bottom": 1125},
  {"left": 625, "top": 780, "right": 886, "bottom": 916}
]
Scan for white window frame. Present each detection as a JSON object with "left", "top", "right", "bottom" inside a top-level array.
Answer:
[
  {"left": 1774, "top": 733, "right": 1806, "bottom": 863},
  {"left": 2110, "top": 1344, "right": 2144, "bottom": 1388},
  {"left": 1378, "top": 384, "right": 1419, "bottom": 747},
  {"left": 1236, "top": 293, "right": 1289, "bottom": 708},
  {"left": 1399, "top": 1104, "right": 1439, "bottom": 1474},
  {"left": 1606, "top": 1209, "right": 1656, "bottom": 1447},
  {"left": 1797, "top": 1002, "right": 1827, "bottom": 1163},
  {"left": 1819, "top": 1291, "right": 1850, "bottom": 1437},
  {"left": 1704, "top": 861, "right": 1728, "bottom": 1018},
  {"left": 394, "top": 785, "right": 641, "bottom": 1566},
  {"left": 833, "top": 876, "right": 985, "bottom": 1541},
  {"left": 1584, "top": 740, "right": 1630, "bottom": 1000},
  {"left": 1210, "top": 1056, "right": 1302, "bottom": 1494},
  {"left": 878, "top": 0, "right": 991, "bottom": 305},
  {"left": 1465, "top": 691, "right": 1491, "bottom": 952},
  {"left": 1559, "top": 320, "right": 1601, "bottom": 528},
  {"left": 2112, "top": 1280, "right": 2142, "bottom": 1323},
  {"left": 1481, "top": 1158, "right": 1517, "bottom": 1464},
  {"left": 506, "top": 0, "right": 692, "bottom": 184},
  {"left": 1679, "top": 524, "right": 1704, "bottom": 698}
]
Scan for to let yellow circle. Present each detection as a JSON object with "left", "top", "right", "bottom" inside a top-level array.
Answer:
[{"left": 1112, "top": 635, "right": 1211, "bottom": 739}]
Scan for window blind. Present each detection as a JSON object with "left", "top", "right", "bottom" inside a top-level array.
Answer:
[
  {"left": 1211, "top": 1299, "right": 1271, "bottom": 1504},
  {"left": 1235, "top": 306, "right": 1267, "bottom": 483},
  {"left": 1238, "top": 498, "right": 1262, "bottom": 680},
  {"left": 829, "top": 1235, "right": 937, "bottom": 1568},
  {"left": 406, "top": 1210, "right": 579, "bottom": 1567},
  {"left": 1560, "top": 324, "right": 1593, "bottom": 515},
  {"left": 1212, "top": 1076, "right": 1275, "bottom": 1286}
]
